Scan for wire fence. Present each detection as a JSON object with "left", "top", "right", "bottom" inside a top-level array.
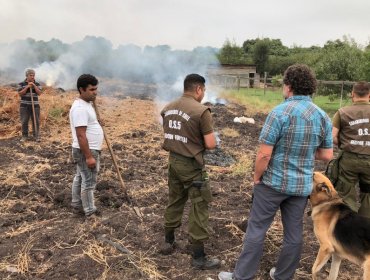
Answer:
[{"left": 210, "top": 74, "right": 359, "bottom": 109}]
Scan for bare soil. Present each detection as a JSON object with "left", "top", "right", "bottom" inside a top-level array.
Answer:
[{"left": 0, "top": 86, "right": 362, "bottom": 279}]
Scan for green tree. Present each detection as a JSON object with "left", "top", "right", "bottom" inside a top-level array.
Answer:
[
  {"left": 363, "top": 50, "right": 370, "bottom": 81},
  {"left": 314, "top": 37, "right": 365, "bottom": 81},
  {"left": 242, "top": 39, "right": 257, "bottom": 54},
  {"left": 253, "top": 40, "right": 269, "bottom": 74},
  {"left": 217, "top": 39, "right": 246, "bottom": 64}
]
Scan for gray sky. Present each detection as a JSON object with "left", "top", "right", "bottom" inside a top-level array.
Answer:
[{"left": 1, "top": 0, "right": 369, "bottom": 50}]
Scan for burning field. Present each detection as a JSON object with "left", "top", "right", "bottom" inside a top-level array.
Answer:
[{"left": 0, "top": 85, "right": 362, "bottom": 279}]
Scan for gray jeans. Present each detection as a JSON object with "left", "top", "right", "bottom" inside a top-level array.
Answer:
[
  {"left": 20, "top": 106, "right": 40, "bottom": 137},
  {"left": 233, "top": 183, "right": 308, "bottom": 280},
  {"left": 71, "top": 148, "right": 100, "bottom": 216}
]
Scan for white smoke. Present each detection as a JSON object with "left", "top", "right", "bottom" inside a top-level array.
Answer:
[{"left": 0, "top": 36, "right": 221, "bottom": 103}]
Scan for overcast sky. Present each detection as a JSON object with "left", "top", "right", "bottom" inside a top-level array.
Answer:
[{"left": 1, "top": 0, "right": 369, "bottom": 50}]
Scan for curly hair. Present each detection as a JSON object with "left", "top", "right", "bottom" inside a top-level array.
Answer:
[
  {"left": 76, "top": 74, "right": 98, "bottom": 94},
  {"left": 283, "top": 64, "right": 317, "bottom": 96}
]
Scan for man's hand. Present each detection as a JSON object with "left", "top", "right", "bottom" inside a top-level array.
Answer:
[
  {"left": 86, "top": 156, "right": 96, "bottom": 169},
  {"left": 253, "top": 178, "right": 261, "bottom": 185}
]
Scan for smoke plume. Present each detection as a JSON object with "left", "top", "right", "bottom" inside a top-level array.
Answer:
[{"left": 0, "top": 36, "right": 220, "bottom": 103}]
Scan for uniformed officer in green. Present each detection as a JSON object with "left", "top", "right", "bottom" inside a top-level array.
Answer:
[
  {"left": 332, "top": 81, "right": 370, "bottom": 218},
  {"left": 159, "top": 73, "right": 220, "bottom": 269}
]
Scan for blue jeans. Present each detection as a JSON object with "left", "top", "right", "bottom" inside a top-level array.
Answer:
[
  {"left": 71, "top": 148, "right": 100, "bottom": 216},
  {"left": 233, "top": 183, "right": 308, "bottom": 280},
  {"left": 20, "top": 106, "right": 40, "bottom": 138}
]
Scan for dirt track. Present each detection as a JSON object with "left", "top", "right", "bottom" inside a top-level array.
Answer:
[{"left": 0, "top": 87, "right": 361, "bottom": 279}]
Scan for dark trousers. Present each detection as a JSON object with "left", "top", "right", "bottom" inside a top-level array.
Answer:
[
  {"left": 336, "top": 151, "right": 370, "bottom": 218},
  {"left": 164, "top": 153, "right": 212, "bottom": 241},
  {"left": 20, "top": 106, "right": 40, "bottom": 138},
  {"left": 233, "top": 183, "right": 308, "bottom": 280}
]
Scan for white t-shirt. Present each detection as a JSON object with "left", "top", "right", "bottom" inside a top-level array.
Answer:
[{"left": 69, "top": 98, "right": 104, "bottom": 150}]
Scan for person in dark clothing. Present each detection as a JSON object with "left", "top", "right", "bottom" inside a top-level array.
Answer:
[
  {"left": 332, "top": 81, "right": 370, "bottom": 218},
  {"left": 159, "top": 73, "right": 220, "bottom": 270},
  {"left": 17, "top": 68, "right": 42, "bottom": 142}
]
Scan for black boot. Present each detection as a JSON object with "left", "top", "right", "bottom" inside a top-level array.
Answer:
[
  {"left": 158, "top": 228, "right": 175, "bottom": 255},
  {"left": 191, "top": 240, "right": 220, "bottom": 270}
]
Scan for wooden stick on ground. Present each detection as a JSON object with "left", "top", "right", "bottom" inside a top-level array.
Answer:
[
  {"left": 97, "top": 234, "right": 131, "bottom": 254},
  {"left": 93, "top": 101, "right": 143, "bottom": 219}
]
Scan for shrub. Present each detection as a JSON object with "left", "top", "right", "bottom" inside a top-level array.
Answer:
[{"left": 48, "top": 107, "right": 65, "bottom": 120}]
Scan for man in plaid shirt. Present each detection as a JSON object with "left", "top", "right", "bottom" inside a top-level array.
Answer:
[{"left": 219, "top": 64, "right": 333, "bottom": 280}]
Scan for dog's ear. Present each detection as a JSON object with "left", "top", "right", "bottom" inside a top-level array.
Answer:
[{"left": 316, "top": 183, "right": 332, "bottom": 198}]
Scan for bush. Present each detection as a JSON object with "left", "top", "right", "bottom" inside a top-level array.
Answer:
[
  {"left": 271, "top": 75, "right": 283, "bottom": 87},
  {"left": 48, "top": 107, "right": 65, "bottom": 120}
]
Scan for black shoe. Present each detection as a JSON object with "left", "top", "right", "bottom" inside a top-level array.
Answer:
[{"left": 191, "top": 256, "right": 221, "bottom": 270}]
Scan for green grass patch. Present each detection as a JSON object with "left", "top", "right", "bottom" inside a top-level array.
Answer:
[
  {"left": 48, "top": 107, "right": 65, "bottom": 120},
  {"left": 312, "top": 94, "right": 351, "bottom": 117},
  {"left": 221, "top": 88, "right": 284, "bottom": 113},
  {"left": 222, "top": 87, "right": 349, "bottom": 117}
]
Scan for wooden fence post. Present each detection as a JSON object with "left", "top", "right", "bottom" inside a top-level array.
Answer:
[{"left": 339, "top": 80, "right": 344, "bottom": 108}]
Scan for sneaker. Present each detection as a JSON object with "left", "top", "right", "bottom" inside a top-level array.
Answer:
[
  {"left": 20, "top": 137, "right": 28, "bottom": 142},
  {"left": 270, "top": 267, "right": 276, "bottom": 280},
  {"left": 158, "top": 241, "right": 176, "bottom": 255},
  {"left": 191, "top": 256, "right": 221, "bottom": 270},
  {"left": 85, "top": 209, "right": 101, "bottom": 219},
  {"left": 218, "top": 271, "right": 234, "bottom": 280},
  {"left": 71, "top": 207, "right": 84, "bottom": 215},
  {"left": 36, "top": 137, "right": 41, "bottom": 142}
]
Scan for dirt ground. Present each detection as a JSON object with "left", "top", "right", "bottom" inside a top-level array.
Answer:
[{"left": 0, "top": 85, "right": 362, "bottom": 279}]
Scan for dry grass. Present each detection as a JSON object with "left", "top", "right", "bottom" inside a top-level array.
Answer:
[
  {"left": 0, "top": 169, "right": 27, "bottom": 187},
  {"left": 83, "top": 238, "right": 167, "bottom": 280},
  {"left": 221, "top": 127, "right": 240, "bottom": 138},
  {"left": 230, "top": 152, "right": 254, "bottom": 177},
  {"left": 16, "top": 235, "right": 36, "bottom": 274},
  {"left": 84, "top": 240, "right": 110, "bottom": 267},
  {"left": 5, "top": 219, "right": 56, "bottom": 238},
  {"left": 127, "top": 248, "right": 167, "bottom": 280}
]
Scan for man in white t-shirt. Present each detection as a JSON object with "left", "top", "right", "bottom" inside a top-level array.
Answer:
[{"left": 69, "top": 74, "right": 103, "bottom": 218}]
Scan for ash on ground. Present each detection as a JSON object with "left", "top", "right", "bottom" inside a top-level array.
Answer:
[{"left": 204, "top": 148, "right": 235, "bottom": 167}]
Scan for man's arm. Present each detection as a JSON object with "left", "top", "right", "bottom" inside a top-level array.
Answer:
[
  {"left": 204, "top": 132, "right": 216, "bottom": 150},
  {"left": 75, "top": 126, "right": 96, "bottom": 168},
  {"left": 30, "top": 82, "right": 42, "bottom": 95},
  {"left": 315, "top": 148, "right": 333, "bottom": 162},
  {"left": 332, "top": 127, "right": 339, "bottom": 146},
  {"left": 18, "top": 82, "right": 42, "bottom": 96},
  {"left": 253, "top": 143, "right": 273, "bottom": 184},
  {"left": 18, "top": 84, "right": 29, "bottom": 96}
]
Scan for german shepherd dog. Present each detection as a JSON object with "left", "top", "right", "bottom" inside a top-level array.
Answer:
[{"left": 310, "top": 172, "right": 370, "bottom": 279}]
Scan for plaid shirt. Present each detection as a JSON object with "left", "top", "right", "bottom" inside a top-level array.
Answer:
[{"left": 259, "top": 95, "right": 333, "bottom": 196}]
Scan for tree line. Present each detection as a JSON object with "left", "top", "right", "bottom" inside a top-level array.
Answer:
[
  {"left": 0, "top": 36, "right": 369, "bottom": 86},
  {"left": 217, "top": 36, "right": 370, "bottom": 82}
]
